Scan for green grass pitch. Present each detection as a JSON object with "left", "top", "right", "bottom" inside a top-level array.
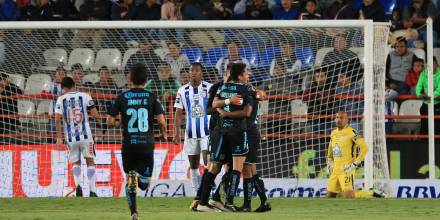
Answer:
[{"left": 0, "top": 198, "right": 439, "bottom": 220}]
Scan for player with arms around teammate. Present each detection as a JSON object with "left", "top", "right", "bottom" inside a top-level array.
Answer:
[
  {"left": 107, "top": 63, "right": 167, "bottom": 220},
  {"left": 55, "top": 77, "right": 100, "bottom": 197},
  {"left": 173, "top": 62, "right": 212, "bottom": 193},
  {"left": 326, "top": 111, "right": 384, "bottom": 198}
]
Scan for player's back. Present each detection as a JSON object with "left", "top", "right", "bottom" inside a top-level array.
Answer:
[
  {"left": 330, "top": 125, "right": 358, "bottom": 167},
  {"left": 217, "top": 82, "right": 253, "bottom": 129},
  {"left": 56, "top": 91, "right": 94, "bottom": 143}
]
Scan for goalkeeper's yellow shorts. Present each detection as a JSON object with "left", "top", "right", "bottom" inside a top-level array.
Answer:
[{"left": 327, "top": 170, "right": 355, "bottom": 194}]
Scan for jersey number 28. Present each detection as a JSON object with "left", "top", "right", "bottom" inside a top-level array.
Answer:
[{"left": 127, "top": 108, "right": 149, "bottom": 133}]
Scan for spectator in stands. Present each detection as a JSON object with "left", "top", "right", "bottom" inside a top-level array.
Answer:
[
  {"left": 273, "top": 0, "right": 300, "bottom": 20},
  {"left": 48, "top": 65, "right": 65, "bottom": 133},
  {"left": 322, "top": 33, "right": 361, "bottom": 87},
  {"left": 51, "top": 0, "right": 79, "bottom": 20},
  {"left": 215, "top": 39, "right": 251, "bottom": 78},
  {"left": 0, "top": 0, "right": 17, "bottom": 21},
  {"left": 17, "top": 0, "right": 37, "bottom": 21},
  {"left": 390, "top": 9, "right": 403, "bottom": 32},
  {"left": 30, "top": 0, "right": 56, "bottom": 21},
  {"left": 163, "top": 41, "right": 190, "bottom": 79},
  {"left": 111, "top": 0, "right": 136, "bottom": 20},
  {"left": 79, "top": 0, "right": 111, "bottom": 20},
  {"left": 359, "top": 0, "right": 386, "bottom": 22},
  {"left": 94, "top": 66, "right": 119, "bottom": 131},
  {"left": 386, "top": 37, "right": 417, "bottom": 95},
  {"left": 270, "top": 40, "right": 302, "bottom": 77},
  {"left": 125, "top": 39, "right": 161, "bottom": 81},
  {"left": 323, "top": 0, "right": 357, "bottom": 20},
  {"left": 299, "top": 0, "right": 321, "bottom": 20},
  {"left": 416, "top": 56, "right": 440, "bottom": 134},
  {"left": 0, "top": 72, "right": 23, "bottom": 142},
  {"left": 334, "top": 71, "right": 363, "bottom": 131},
  {"left": 389, "top": 19, "right": 421, "bottom": 48},
  {"left": 144, "top": 63, "right": 180, "bottom": 110},
  {"left": 206, "top": 0, "right": 233, "bottom": 20},
  {"left": 181, "top": 0, "right": 207, "bottom": 20},
  {"left": 161, "top": 0, "right": 183, "bottom": 20},
  {"left": 133, "top": 0, "right": 161, "bottom": 20},
  {"left": 71, "top": 63, "right": 85, "bottom": 86},
  {"left": 406, "top": 57, "right": 425, "bottom": 95},
  {"left": 236, "top": 0, "right": 272, "bottom": 20},
  {"left": 179, "top": 66, "right": 190, "bottom": 85},
  {"left": 402, "top": 0, "right": 438, "bottom": 46}
]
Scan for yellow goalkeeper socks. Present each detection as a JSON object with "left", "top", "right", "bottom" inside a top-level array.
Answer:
[{"left": 355, "top": 190, "right": 374, "bottom": 198}]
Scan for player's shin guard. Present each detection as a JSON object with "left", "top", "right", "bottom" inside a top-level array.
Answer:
[
  {"left": 87, "top": 166, "right": 96, "bottom": 193},
  {"left": 72, "top": 165, "right": 81, "bottom": 187},
  {"left": 195, "top": 169, "right": 208, "bottom": 200},
  {"left": 253, "top": 174, "right": 267, "bottom": 203},
  {"left": 212, "top": 169, "right": 231, "bottom": 201},
  {"left": 355, "top": 190, "right": 374, "bottom": 198},
  {"left": 226, "top": 170, "right": 241, "bottom": 205},
  {"left": 126, "top": 171, "right": 138, "bottom": 215},
  {"left": 200, "top": 172, "right": 216, "bottom": 206},
  {"left": 243, "top": 178, "right": 253, "bottom": 208}
]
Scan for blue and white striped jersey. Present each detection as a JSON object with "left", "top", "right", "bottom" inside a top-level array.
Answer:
[
  {"left": 54, "top": 92, "right": 95, "bottom": 143},
  {"left": 174, "top": 81, "right": 212, "bottom": 139}
]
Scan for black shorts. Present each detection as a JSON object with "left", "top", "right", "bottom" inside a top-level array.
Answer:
[
  {"left": 245, "top": 127, "right": 260, "bottom": 164},
  {"left": 209, "top": 126, "right": 232, "bottom": 164},
  {"left": 121, "top": 143, "right": 154, "bottom": 177}
]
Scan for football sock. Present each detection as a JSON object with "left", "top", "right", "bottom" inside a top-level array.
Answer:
[
  {"left": 253, "top": 174, "right": 267, "bottom": 203},
  {"left": 355, "top": 190, "right": 374, "bottom": 198},
  {"left": 125, "top": 185, "right": 137, "bottom": 215},
  {"left": 200, "top": 172, "right": 216, "bottom": 205},
  {"left": 195, "top": 169, "right": 208, "bottom": 200},
  {"left": 212, "top": 170, "right": 230, "bottom": 201},
  {"left": 87, "top": 166, "right": 96, "bottom": 193},
  {"left": 190, "top": 168, "right": 200, "bottom": 192},
  {"left": 226, "top": 170, "right": 241, "bottom": 204},
  {"left": 72, "top": 165, "right": 81, "bottom": 187},
  {"left": 243, "top": 178, "right": 253, "bottom": 208}
]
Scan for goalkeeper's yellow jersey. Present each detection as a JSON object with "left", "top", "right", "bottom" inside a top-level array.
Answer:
[{"left": 327, "top": 125, "right": 368, "bottom": 175}]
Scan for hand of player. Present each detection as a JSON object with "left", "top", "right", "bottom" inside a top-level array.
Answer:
[
  {"left": 159, "top": 132, "right": 168, "bottom": 142},
  {"left": 326, "top": 160, "right": 334, "bottom": 175},
  {"left": 230, "top": 95, "right": 243, "bottom": 106},
  {"left": 256, "top": 89, "right": 267, "bottom": 101},
  {"left": 162, "top": 92, "right": 170, "bottom": 101},
  {"left": 344, "top": 162, "right": 359, "bottom": 174},
  {"left": 173, "top": 133, "right": 181, "bottom": 145},
  {"left": 217, "top": 108, "right": 226, "bottom": 118},
  {"left": 56, "top": 138, "right": 63, "bottom": 146}
]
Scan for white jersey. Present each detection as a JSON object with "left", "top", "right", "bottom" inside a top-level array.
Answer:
[
  {"left": 54, "top": 91, "right": 95, "bottom": 143},
  {"left": 174, "top": 81, "right": 212, "bottom": 139}
]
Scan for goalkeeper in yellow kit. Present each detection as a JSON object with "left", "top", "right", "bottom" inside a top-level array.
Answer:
[{"left": 326, "top": 112, "right": 385, "bottom": 198}]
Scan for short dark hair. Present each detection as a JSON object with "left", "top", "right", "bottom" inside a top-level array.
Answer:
[
  {"left": 98, "top": 66, "right": 109, "bottom": 73},
  {"left": 225, "top": 39, "right": 240, "bottom": 47},
  {"left": 191, "top": 62, "right": 203, "bottom": 70},
  {"left": 71, "top": 63, "right": 83, "bottom": 71},
  {"left": 230, "top": 63, "right": 247, "bottom": 81},
  {"left": 61, "top": 77, "right": 75, "bottom": 89},
  {"left": 413, "top": 57, "right": 424, "bottom": 65},
  {"left": 130, "top": 63, "right": 147, "bottom": 85},
  {"left": 395, "top": 37, "right": 408, "bottom": 46},
  {"left": 0, "top": 72, "right": 8, "bottom": 81}
]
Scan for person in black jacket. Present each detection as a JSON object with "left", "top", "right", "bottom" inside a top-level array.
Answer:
[
  {"left": 0, "top": 72, "right": 23, "bottom": 143},
  {"left": 111, "top": 0, "right": 135, "bottom": 20},
  {"left": 132, "top": 0, "right": 160, "bottom": 20},
  {"left": 359, "top": 0, "right": 386, "bottom": 22}
]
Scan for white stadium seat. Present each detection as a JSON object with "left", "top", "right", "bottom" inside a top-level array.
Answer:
[
  {"left": 314, "top": 47, "right": 333, "bottom": 67},
  {"left": 67, "top": 48, "right": 95, "bottom": 70},
  {"left": 82, "top": 73, "right": 99, "bottom": 84},
  {"left": 434, "top": 48, "right": 440, "bottom": 60},
  {"left": 120, "top": 48, "right": 138, "bottom": 71},
  {"left": 395, "top": 100, "right": 424, "bottom": 134},
  {"left": 6, "top": 73, "right": 25, "bottom": 91},
  {"left": 111, "top": 73, "right": 127, "bottom": 88},
  {"left": 409, "top": 48, "right": 425, "bottom": 60},
  {"left": 17, "top": 100, "right": 35, "bottom": 124},
  {"left": 39, "top": 48, "right": 68, "bottom": 71},
  {"left": 291, "top": 100, "right": 308, "bottom": 123},
  {"left": 35, "top": 100, "right": 51, "bottom": 124},
  {"left": 92, "top": 49, "right": 122, "bottom": 71},
  {"left": 24, "top": 74, "right": 51, "bottom": 94}
]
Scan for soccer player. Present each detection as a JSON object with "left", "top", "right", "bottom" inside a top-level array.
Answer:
[
  {"left": 173, "top": 62, "right": 212, "bottom": 193},
  {"left": 55, "top": 76, "right": 100, "bottom": 198},
  {"left": 326, "top": 111, "right": 384, "bottom": 198},
  {"left": 197, "top": 63, "right": 254, "bottom": 212},
  {"left": 107, "top": 63, "right": 167, "bottom": 220}
]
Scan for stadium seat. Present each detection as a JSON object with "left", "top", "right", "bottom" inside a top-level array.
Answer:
[
  {"left": 17, "top": 100, "right": 35, "bottom": 124},
  {"left": 295, "top": 48, "right": 314, "bottom": 69},
  {"left": 180, "top": 48, "right": 203, "bottom": 64},
  {"left": 239, "top": 47, "right": 258, "bottom": 66},
  {"left": 349, "top": 47, "right": 365, "bottom": 65},
  {"left": 111, "top": 73, "right": 127, "bottom": 88},
  {"left": 395, "top": 100, "right": 424, "bottom": 134},
  {"left": 291, "top": 100, "right": 308, "bottom": 123},
  {"left": 92, "top": 49, "right": 122, "bottom": 71},
  {"left": 121, "top": 48, "right": 138, "bottom": 71},
  {"left": 67, "top": 48, "right": 95, "bottom": 70},
  {"left": 434, "top": 48, "right": 440, "bottom": 60},
  {"left": 24, "top": 74, "right": 51, "bottom": 94},
  {"left": 204, "top": 47, "right": 228, "bottom": 67},
  {"left": 409, "top": 48, "right": 425, "bottom": 60},
  {"left": 39, "top": 48, "right": 68, "bottom": 71},
  {"left": 6, "top": 73, "right": 25, "bottom": 91},
  {"left": 259, "top": 47, "right": 281, "bottom": 68},
  {"left": 314, "top": 47, "right": 333, "bottom": 66},
  {"left": 35, "top": 100, "right": 51, "bottom": 124},
  {"left": 82, "top": 74, "right": 99, "bottom": 84}
]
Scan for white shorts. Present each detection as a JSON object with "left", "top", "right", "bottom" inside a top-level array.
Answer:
[
  {"left": 67, "top": 140, "right": 95, "bottom": 163},
  {"left": 184, "top": 136, "right": 209, "bottom": 155}
]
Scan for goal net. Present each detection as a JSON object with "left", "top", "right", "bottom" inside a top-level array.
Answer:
[{"left": 0, "top": 21, "right": 390, "bottom": 198}]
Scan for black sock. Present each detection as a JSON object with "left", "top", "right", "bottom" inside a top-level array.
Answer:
[
  {"left": 212, "top": 169, "right": 231, "bottom": 201},
  {"left": 253, "top": 174, "right": 267, "bottom": 203},
  {"left": 226, "top": 170, "right": 241, "bottom": 204},
  {"left": 125, "top": 185, "right": 137, "bottom": 215},
  {"left": 243, "top": 178, "right": 253, "bottom": 208},
  {"left": 195, "top": 169, "right": 208, "bottom": 200},
  {"left": 200, "top": 172, "right": 216, "bottom": 205}
]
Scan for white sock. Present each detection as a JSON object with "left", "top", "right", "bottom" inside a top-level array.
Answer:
[
  {"left": 87, "top": 166, "right": 96, "bottom": 193},
  {"left": 72, "top": 165, "right": 81, "bottom": 187},
  {"left": 190, "top": 168, "right": 200, "bottom": 191}
]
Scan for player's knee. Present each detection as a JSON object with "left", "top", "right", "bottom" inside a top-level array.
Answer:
[
  {"left": 342, "top": 190, "right": 355, "bottom": 198},
  {"left": 85, "top": 158, "right": 94, "bottom": 166},
  {"left": 327, "top": 191, "right": 338, "bottom": 198},
  {"left": 242, "top": 164, "right": 253, "bottom": 178},
  {"left": 138, "top": 175, "right": 150, "bottom": 191},
  {"left": 208, "top": 163, "right": 222, "bottom": 175}
]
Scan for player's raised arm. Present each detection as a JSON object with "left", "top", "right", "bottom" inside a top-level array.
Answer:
[
  {"left": 217, "top": 104, "right": 253, "bottom": 118},
  {"left": 212, "top": 95, "right": 243, "bottom": 108}
]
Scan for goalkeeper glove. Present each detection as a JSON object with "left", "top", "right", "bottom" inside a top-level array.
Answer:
[
  {"left": 344, "top": 162, "right": 360, "bottom": 174},
  {"left": 326, "top": 160, "right": 334, "bottom": 175}
]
